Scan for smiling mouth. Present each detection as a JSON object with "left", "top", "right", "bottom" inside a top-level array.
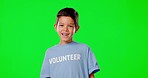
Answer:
[{"left": 61, "top": 33, "right": 69, "bottom": 37}]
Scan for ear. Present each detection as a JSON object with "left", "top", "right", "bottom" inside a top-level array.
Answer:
[
  {"left": 75, "top": 26, "right": 80, "bottom": 33},
  {"left": 54, "top": 24, "right": 57, "bottom": 31}
]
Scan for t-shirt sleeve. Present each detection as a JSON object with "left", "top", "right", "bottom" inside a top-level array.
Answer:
[
  {"left": 88, "top": 48, "right": 100, "bottom": 75},
  {"left": 40, "top": 50, "right": 50, "bottom": 78}
]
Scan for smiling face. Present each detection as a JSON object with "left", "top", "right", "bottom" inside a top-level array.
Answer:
[{"left": 55, "top": 16, "right": 79, "bottom": 45}]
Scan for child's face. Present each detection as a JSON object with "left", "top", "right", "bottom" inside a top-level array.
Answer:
[{"left": 55, "top": 16, "right": 79, "bottom": 43}]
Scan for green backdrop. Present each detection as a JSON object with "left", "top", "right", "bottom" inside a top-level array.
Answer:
[{"left": 0, "top": 0, "right": 148, "bottom": 78}]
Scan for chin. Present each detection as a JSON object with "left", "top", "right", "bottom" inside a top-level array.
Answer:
[
  {"left": 61, "top": 39, "right": 70, "bottom": 42},
  {"left": 61, "top": 38, "right": 72, "bottom": 42}
]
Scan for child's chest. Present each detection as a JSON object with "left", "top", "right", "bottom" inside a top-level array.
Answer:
[{"left": 47, "top": 48, "right": 88, "bottom": 68}]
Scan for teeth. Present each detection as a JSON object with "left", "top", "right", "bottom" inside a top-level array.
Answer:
[{"left": 62, "top": 33, "right": 69, "bottom": 36}]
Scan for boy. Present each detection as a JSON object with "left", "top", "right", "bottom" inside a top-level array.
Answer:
[{"left": 40, "top": 8, "right": 100, "bottom": 78}]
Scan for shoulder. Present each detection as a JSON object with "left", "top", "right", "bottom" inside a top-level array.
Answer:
[
  {"left": 45, "top": 45, "right": 59, "bottom": 54},
  {"left": 76, "top": 42, "right": 90, "bottom": 48},
  {"left": 74, "top": 42, "right": 91, "bottom": 51}
]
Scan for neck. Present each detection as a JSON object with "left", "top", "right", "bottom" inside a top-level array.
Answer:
[{"left": 59, "top": 39, "right": 73, "bottom": 45}]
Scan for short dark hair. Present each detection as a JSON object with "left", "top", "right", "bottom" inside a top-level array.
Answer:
[{"left": 56, "top": 8, "right": 79, "bottom": 27}]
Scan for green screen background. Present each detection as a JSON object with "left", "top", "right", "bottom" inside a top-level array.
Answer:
[{"left": 0, "top": 0, "right": 148, "bottom": 78}]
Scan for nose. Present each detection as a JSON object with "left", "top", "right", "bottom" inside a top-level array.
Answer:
[{"left": 63, "top": 26, "right": 68, "bottom": 31}]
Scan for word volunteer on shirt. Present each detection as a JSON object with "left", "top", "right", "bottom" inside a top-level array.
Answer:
[{"left": 48, "top": 54, "right": 81, "bottom": 64}]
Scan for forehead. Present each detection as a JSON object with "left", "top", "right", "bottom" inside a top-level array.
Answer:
[{"left": 58, "top": 16, "right": 74, "bottom": 24}]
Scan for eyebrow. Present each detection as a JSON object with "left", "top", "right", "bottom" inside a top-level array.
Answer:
[
  {"left": 58, "top": 22, "right": 63, "bottom": 24},
  {"left": 69, "top": 23, "right": 75, "bottom": 25}
]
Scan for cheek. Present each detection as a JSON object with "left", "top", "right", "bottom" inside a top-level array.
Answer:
[
  {"left": 56, "top": 26, "right": 62, "bottom": 32},
  {"left": 73, "top": 27, "right": 75, "bottom": 34},
  {"left": 69, "top": 27, "right": 75, "bottom": 35},
  {"left": 56, "top": 28, "right": 61, "bottom": 35}
]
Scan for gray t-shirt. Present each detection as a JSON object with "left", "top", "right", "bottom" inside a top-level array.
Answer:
[{"left": 40, "top": 42, "right": 100, "bottom": 78}]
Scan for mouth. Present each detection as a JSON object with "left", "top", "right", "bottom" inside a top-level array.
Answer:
[{"left": 61, "top": 33, "right": 69, "bottom": 37}]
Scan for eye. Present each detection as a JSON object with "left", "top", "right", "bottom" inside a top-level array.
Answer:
[
  {"left": 69, "top": 26, "right": 73, "bottom": 28},
  {"left": 59, "top": 25, "right": 63, "bottom": 26}
]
